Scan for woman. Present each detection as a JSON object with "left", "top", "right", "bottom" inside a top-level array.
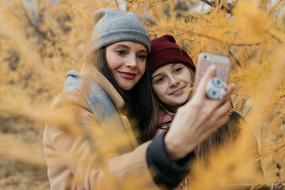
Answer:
[{"left": 43, "top": 9, "right": 235, "bottom": 190}]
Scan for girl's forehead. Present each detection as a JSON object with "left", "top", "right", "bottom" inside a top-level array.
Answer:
[{"left": 152, "top": 63, "right": 186, "bottom": 76}]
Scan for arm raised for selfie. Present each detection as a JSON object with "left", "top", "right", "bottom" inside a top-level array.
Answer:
[{"left": 165, "top": 65, "right": 235, "bottom": 160}]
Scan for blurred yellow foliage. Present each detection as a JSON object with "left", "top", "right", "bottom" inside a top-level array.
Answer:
[{"left": 1, "top": 0, "right": 285, "bottom": 189}]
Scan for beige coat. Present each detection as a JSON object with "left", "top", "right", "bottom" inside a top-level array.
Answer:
[{"left": 43, "top": 65, "right": 162, "bottom": 190}]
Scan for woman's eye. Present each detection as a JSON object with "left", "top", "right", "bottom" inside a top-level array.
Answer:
[
  {"left": 115, "top": 49, "right": 127, "bottom": 56},
  {"left": 137, "top": 54, "right": 147, "bottom": 61}
]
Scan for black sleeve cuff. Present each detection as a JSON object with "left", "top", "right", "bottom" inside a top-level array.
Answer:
[{"left": 146, "top": 132, "right": 195, "bottom": 189}]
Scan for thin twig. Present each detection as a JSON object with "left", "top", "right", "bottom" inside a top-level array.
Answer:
[
  {"left": 114, "top": 0, "right": 120, "bottom": 10},
  {"left": 268, "top": 31, "right": 283, "bottom": 43},
  {"left": 178, "top": 31, "right": 263, "bottom": 47},
  {"left": 20, "top": 1, "right": 52, "bottom": 42},
  {"left": 200, "top": 0, "right": 234, "bottom": 14},
  {"left": 269, "top": 0, "right": 283, "bottom": 15},
  {"left": 228, "top": 49, "right": 241, "bottom": 67},
  {"left": 183, "top": 87, "right": 194, "bottom": 93},
  {"left": 200, "top": 0, "right": 215, "bottom": 7}
]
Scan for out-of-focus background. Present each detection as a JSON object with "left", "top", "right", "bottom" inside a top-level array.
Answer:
[{"left": 1, "top": 0, "right": 285, "bottom": 189}]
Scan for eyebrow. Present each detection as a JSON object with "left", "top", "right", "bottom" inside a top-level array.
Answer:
[
  {"left": 151, "top": 73, "right": 162, "bottom": 79},
  {"left": 151, "top": 64, "right": 178, "bottom": 79},
  {"left": 113, "top": 44, "right": 147, "bottom": 53},
  {"left": 113, "top": 44, "right": 129, "bottom": 49}
]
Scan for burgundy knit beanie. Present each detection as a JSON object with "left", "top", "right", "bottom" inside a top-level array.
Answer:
[{"left": 149, "top": 34, "right": 195, "bottom": 74}]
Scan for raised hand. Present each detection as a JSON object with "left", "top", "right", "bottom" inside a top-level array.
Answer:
[{"left": 164, "top": 65, "right": 235, "bottom": 160}]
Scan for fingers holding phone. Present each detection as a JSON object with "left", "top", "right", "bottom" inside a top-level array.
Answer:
[
  {"left": 194, "top": 52, "right": 232, "bottom": 100},
  {"left": 192, "top": 64, "right": 216, "bottom": 102},
  {"left": 164, "top": 53, "right": 236, "bottom": 160}
]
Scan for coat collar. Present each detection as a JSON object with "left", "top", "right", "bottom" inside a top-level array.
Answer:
[{"left": 80, "top": 63, "right": 125, "bottom": 110}]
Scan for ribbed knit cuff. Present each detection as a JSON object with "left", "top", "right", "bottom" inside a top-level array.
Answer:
[{"left": 146, "top": 133, "right": 195, "bottom": 189}]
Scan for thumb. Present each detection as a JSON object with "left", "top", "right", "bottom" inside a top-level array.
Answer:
[{"left": 192, "top": 65, "right": 216, "bottom": 100}]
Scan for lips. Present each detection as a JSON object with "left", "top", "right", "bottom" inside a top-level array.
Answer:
[
  {"left": 118, "top": 71, "right": 136, "bottom": 80},
  {"left": 169, "top": 87, "right": 185, "bottom": 96}
]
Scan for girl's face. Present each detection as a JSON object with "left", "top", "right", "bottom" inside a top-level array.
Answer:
[
  {"left": 151, "top": 63, "right": 194, "bottom": 110},
  {"left": 106, "top": 41, "right": 147, "bottom": 91}
]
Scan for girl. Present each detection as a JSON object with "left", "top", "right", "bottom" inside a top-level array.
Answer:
[
  {"left": 43, "top": 10, "right": 235, "bottom": 190},
  {"left": 150, "top": 34, "right": 196, "bottom": 134},
  {"left": 149, "top": 34, "right": 241, "bottom": 161}
]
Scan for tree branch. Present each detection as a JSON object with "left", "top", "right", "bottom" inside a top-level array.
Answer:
[
  {"left": 20, "top": 0, "right": 52, "bottom": 42},
  {"left": 200, "top": 0, "right": 234, "bottom": 14},
  {"left": 268, "top": 31, "right": 283, "bottom": 43},
  {"left": 228, "top": 49, "right": 241, "bottom": 67},
  {"left": 188, "top": 32, "right": 263, "bottom": 47},
  {"left": 200, "top": 0, "right": 215, "bottom": 7}
]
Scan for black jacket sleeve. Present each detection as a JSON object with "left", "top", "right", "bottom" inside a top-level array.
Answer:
[{"left": 146, "top": 132, "right": 195, "bottom": 189}]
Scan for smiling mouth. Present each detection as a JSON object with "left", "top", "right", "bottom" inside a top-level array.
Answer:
[
  {"left": 118, "top": 71, "right": 136, "bottom": 80},
  {"left": 169, "top": 87, "right": 185, "bottom": 96}
]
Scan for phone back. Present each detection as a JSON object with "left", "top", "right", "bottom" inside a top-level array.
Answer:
[{"left": 194, "top": 52, "right": 231, "bottom": 89}]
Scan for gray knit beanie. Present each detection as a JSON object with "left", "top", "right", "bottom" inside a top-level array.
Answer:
[{"left": 88, "top": 8, "right": 151, "bottom": 53}]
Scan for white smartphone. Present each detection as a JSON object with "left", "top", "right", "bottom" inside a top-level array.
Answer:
[{"left": 194, "top": 52, "right": 231, "bottom": 89}]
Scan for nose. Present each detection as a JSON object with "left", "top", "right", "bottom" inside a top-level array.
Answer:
[
  {"left": 125, "top": 54, "right": 137, "bottom": 69},
  {"left": 169, "top": 75, "right": 179, "bottom": 87}
]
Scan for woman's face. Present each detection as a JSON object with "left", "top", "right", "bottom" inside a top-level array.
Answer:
[
  {"left": 106, "top": 41, "right": 147, "bottom": 91},
  {"left": 151, "top": 63, "right": 194, "bottom": 110}
]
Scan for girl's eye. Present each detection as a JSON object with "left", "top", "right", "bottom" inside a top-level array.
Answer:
[
  {"left": 173, "top": 67, "right": 183, "bottom": 73},
  {"left": 153, "top": 77, "right": 165, "bottom": 84}
]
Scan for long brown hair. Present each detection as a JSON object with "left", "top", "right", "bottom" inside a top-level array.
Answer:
[
  {"left": 89, "top": 48, "right": 159, "bottom": 141},
  {"left": 194, "top": 111, "right": 242, "bottom": 162}
]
